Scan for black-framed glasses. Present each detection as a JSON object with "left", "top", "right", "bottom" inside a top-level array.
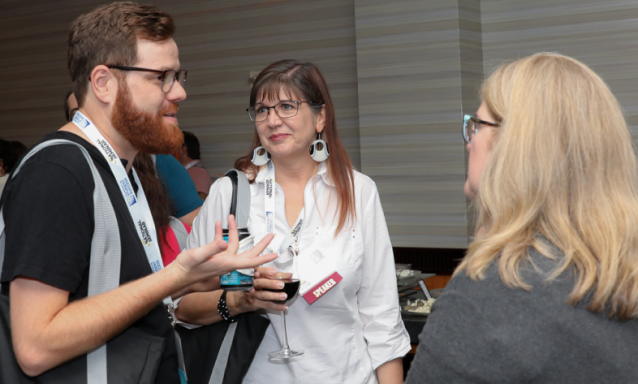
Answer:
[
  {"left": 463, "top": 114, "right": 500, "bottom": 143},
  {"left": 246, "top": 100, "right": 315, "bottom": 122},
  {"left": 107, "top": 65, "right": 187, "bottom": 93}
]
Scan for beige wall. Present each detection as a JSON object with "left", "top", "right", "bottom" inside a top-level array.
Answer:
[
  {"left": 1, "top": 0, "right": 636, "bottom": 248},
  {"left": 480, "top": 0, "right": 638, "bottom": 136},
  {"left": 354, "top": 0, "right": 473, "bottom": 248},
  {"left": 166, "top": 0, "right": 361, "bottom": 174}
]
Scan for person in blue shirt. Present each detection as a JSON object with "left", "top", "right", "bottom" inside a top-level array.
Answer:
[{"left": 155, "top": 154, "right": 202, "bottom": 226}]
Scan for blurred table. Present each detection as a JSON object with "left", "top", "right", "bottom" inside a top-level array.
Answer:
[
  {"left": 398, "top": 272, "right": 434, "bottom": 345},
  {"left": 402, "top": 313, "right": 427, "bottom": 345}
]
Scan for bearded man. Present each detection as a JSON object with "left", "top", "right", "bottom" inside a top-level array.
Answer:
[{"left": 0, "top": 3, "right": 275, "bottom": 383}]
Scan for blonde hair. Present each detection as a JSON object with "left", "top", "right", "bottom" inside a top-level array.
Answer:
[{"left": 457, "top": 53, "right": 638, "bottom": 320}]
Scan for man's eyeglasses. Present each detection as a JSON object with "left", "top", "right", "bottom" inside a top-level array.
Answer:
[
  {"left": 463, "top": 114, "right": 500, "bottom": 143},
  {"left": 246, "top": 100, "right": 315, "bottom": 122},
  {"left": 107, "top": 65, "right": 187, "bottom": 94}
]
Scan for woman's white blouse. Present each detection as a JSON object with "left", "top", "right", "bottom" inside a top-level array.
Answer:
[{"left": 187, "top": 163, "right": 410, "bottom": 384}]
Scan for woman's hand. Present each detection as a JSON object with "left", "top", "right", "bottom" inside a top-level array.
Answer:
[
  {"left": 176, "top": 268, "right": 292, "bottom": 325},
  {"left": 233, "top": 267, "right": 293, "bottom": 312}
]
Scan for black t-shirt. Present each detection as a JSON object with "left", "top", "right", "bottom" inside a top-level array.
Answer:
[{"left": 0, "top": 131, "right": 178, "bottom": 383}]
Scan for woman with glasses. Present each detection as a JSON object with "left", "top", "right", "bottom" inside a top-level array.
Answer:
[
  {"left": 179, "top": 60, "right": 410, "bottom": 383},
  {"left": 405, "top": 52, "right": 638, "bottom": 383},
  {"left": 461, "top": 113, "right": 500, "bottom": 199}
]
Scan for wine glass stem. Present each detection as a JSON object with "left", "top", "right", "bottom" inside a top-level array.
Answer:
[{"left": 281, "top": 310, "right": 290, "bottom": 350}]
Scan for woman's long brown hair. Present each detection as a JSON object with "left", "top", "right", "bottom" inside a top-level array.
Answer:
[
  {"left": 133, "top": 153, "right": 175, "bottom": 244},
  {"left": 235, "top": 60, "right": 356, "bottom": 234}
]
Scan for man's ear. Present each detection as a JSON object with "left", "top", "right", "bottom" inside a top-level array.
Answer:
[{"left": 90, "top": 65, "right": 117, "bottom": 105}]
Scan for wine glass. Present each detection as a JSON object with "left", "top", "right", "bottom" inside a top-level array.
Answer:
[{"left": 267, "top": 278, "right": 304, "bottom": 361}]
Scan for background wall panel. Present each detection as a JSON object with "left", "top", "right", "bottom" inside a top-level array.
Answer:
[
  {"left": 0, "top": 0, "right": 360, "bottom": 173},
  {"left": 480, "top": 0, "right": 638, "bottom": 138},
  {"left": 1, "top": 0, "right": 636, "bottom": 250},
  {"left": 0, "top": 0, "right": 92, "bottom": 144},
  {"left": 458, "top": 0, "right": 483, "bottom": 237},
  {"left": 164, "top": 0, "right": 360, "bottom": 175},
  {"left": 354, "top": 0, "right": 471, "bottom": 248}
]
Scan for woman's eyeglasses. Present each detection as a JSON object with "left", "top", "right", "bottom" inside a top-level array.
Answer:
[
  {"left": 463, "top": 114, "right": 500, "bottom": 143},
  {"left": 246, "top": 100, "right": 315, "bottom": 122}
]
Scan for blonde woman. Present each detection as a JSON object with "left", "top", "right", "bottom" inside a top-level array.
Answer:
[{"left": 405, "top": 53, "right": 638, "bottom": 383}]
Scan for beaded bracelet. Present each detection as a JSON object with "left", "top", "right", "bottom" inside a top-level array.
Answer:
[{"left": 218, "top": 290, "right": 238, "bottom": 323}]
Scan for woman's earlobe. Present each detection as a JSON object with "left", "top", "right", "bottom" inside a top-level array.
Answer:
[{"left": 316, "top": 106, "right": 327, "bottom": 132}]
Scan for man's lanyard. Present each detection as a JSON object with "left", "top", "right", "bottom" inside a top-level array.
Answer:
[
  {"left": 72, "top": 111, "right": 172, "bottom": 306},
  {"left": 263, "top": 161, "right": 304, "bottom": 258}
]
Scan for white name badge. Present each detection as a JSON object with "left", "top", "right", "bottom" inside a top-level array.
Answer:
[{"left": 296, "top": 247, "right": 342, "bottom": 304}]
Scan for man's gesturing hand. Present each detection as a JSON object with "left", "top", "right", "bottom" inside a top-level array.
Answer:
[{"left": 172, "top": 215, "right": 276, "bottom": 287}]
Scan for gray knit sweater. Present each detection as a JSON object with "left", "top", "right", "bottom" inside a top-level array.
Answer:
[{"left": 405, "top": 246, "right": 638, "bottom": 383}]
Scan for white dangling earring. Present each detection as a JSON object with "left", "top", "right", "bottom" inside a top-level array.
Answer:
[
  {"left": 251, "top": 146, "right": 270, "bottom": 166},
  {"left": 309, "top": 132, "right": 329, "bottom": 162}
]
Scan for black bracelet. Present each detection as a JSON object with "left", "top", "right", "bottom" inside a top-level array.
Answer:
[{"left": 218, "top": 290, "right": 238, "bottom": 323}]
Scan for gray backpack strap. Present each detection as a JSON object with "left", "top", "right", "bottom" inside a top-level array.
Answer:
[
  {"left": 224, "top": 169, "right": 251, "bottom": 242},
  {"left": 225, "top": 169, "right": 251, "bottom": 230},
  {"left": 168, "top": 217, "right": 188, "bottom": 252},
  {"left": 83, "top": 146, "right": 120, "bottom": 384},
  {"left": 207, "top": 169, "right": 252, "bottom": 384},
  {"left": 0, "top": 212, "right": 5, "bottom": 276},
  {"left": 0, "top": 139, "right": 119, "bottom": 384},
  {"left": 209, "top": 321, "right": 238, "bottom": 384}
]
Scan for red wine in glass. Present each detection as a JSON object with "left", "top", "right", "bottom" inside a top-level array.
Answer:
[
  {"left": 266, "top": 278, "right": 303, "bottom": 361},
  {"left": 266, "top": 279, "right": 300, "bottom": 304}
]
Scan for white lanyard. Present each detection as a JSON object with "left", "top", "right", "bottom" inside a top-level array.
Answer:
[
  {"left": 263, "top": 162, "right": 344, "bottom": 304},
  {"left": 72, "top": 111, "right": 172, "bottom": 306},
  {"left": 263, "top": 161, "right": 304, "bottom": 258},
  {"left": 184, "top": 160, "right": 200, "bottom": 170}
]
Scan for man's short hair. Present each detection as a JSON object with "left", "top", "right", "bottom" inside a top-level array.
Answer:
[
  {"left": 68, "top": 2, "right": 175, "bottom": 107},
  {"left": 182, "top": 131, "right": 201, "bottom": 160}
]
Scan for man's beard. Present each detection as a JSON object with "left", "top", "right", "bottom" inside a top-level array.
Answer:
[{"left": 111, "top": 80, "right": 184, "bottom": 155}]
